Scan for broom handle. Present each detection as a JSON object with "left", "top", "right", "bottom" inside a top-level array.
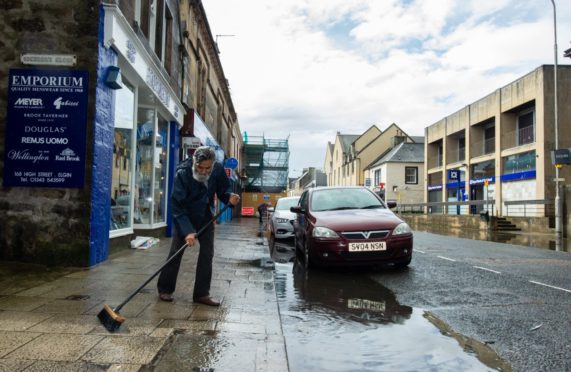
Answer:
[{"left": 114, "top": 204, "right": 231, "bottom": 312}]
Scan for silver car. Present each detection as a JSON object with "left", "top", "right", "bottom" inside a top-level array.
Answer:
[{"left": 269, "top": 196, "right": 300, "bottom": 241}]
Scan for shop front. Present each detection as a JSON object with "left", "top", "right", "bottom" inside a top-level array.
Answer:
[{"left": 90, "top": 5, "right": 184, "bottom": 264}]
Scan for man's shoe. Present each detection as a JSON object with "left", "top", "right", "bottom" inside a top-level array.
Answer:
[
  {"left": 193, "top": 296, "right": 220, "bottom": 306},
  {"left": 159, "top": 293, "right": 174, "bottom": 302}
]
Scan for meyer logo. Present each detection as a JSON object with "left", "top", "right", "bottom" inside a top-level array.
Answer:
[
  {"left": 14, "top": 98, "right": 43, "bottom": 108},
  {"left": 53, "top": 97, "right": 79, "bottom": 110}
]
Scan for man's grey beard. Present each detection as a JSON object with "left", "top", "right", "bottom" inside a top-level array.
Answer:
[{"left": 192, "top": 166, "right": 211, "bottom": 183}]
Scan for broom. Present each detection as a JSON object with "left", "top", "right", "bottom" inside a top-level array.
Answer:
[{"left": 98, "top": 204, "right": 231, "bottom": 332}]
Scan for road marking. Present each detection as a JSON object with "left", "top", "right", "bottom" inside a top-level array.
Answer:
[
  {"left": 529, "top": 280, "right": 571, "bottom": 293},
  {"left": 437, "top": 256, "right": 456, "bottom": 262},
  {"left": 473, "top": 266, "right": 501, "bottom": 274},
  {"left": 415, "top": 249, "right": 426, "bottom": 254}
]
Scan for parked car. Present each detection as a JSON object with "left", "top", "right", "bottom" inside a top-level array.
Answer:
[
  {"left": 291, "top": 186, "right": 413, "bottom": 268},
  {"left": 269, "top": 196, "right": 300, "bottom": 244}
]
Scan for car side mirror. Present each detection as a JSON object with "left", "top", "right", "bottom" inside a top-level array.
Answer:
[
  {"left": 290, "top": 206, "right": 304, "bottom": 214},
  {"left": 268, "top": 207, "right": 274, "bottom": 213},
  {"left": 387, "top": 201, "right": 397, "bottom": 209}
]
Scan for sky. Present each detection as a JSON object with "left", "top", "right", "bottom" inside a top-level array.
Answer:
[{"left": 201, "top": 0, "right": 571, "bottom": 177}]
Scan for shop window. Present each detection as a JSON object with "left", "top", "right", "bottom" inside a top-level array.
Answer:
[
  {"left": 503, "top": 150, "right": 536, "bottom": 174},
  {"left": 154, "top": 117, "right": 168, "bottom": 223},
  {"left": 134, "top": 107, "right": 169, "bottom": 226},
  {"left": 471, "top": 160, "right": 495, "bottom": 179},
  {"left": 110, "top": 84, "right": 136, "bottom": 232}
]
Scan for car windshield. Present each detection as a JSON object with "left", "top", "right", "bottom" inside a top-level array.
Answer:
[
  {"left": 275, "top": 197, "right": 300, "bottom": 211},
  {"left": 311, "top": 188, "right": 385, "bottom": 212}
]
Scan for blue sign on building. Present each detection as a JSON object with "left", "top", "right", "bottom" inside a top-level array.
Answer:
[
  {"left": 3, "top": 69, "right": 89, "bottom": 188},
  {"left": 448, "top": 169, "right": 459, "bottom": 181}
]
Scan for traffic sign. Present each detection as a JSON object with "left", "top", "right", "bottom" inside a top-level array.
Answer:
[{"left": 225, "top": 157, "right": 238, "bottom": 169}]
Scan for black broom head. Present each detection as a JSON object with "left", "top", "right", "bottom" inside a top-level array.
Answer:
[{"left": 97, "top": 304, "right": 125, "bottom": 332}]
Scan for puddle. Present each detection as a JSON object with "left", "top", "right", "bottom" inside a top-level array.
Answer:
[{"left": 274, "top": 259, "right": 510, "bottom": 372}]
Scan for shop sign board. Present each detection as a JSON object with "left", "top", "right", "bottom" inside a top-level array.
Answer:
[
  {"left": 551, "top": 149, "right": 571, "bottom": 165},
  {"left": 242, "top": 207, "right": 254, "bottom": 216},
  {"left": 3, "top": 69, "right": 89, "bottom": 188}
]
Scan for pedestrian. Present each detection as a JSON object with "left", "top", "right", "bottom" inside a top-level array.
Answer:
[
  {"left": 258, "top": 201, "right": 270, "bottom": 224},
  {"left": 157, "top": 146, "right": 240, "bottom": 306}
]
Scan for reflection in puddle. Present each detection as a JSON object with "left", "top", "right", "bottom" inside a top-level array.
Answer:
[{"left": 274, "top": 259, "right": 510, "bottom": 372}]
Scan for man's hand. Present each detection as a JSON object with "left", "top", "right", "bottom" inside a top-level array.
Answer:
[
  {"left": 185, "top": 233, "right": 197, "bottom": 246},
  {"left": 229, "top": 193, "right": 240, "bottom": 206}
]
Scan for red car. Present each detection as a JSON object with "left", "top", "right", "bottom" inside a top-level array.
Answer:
[{"left": 291, "top": 186, "right": 413, "bottom": 268}]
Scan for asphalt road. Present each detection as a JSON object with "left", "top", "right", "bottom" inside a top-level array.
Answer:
[{"left": 370, "top": 231, "right": 571, "bottom": 372}]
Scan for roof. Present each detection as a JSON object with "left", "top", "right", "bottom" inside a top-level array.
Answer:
[
  {"left": 339, "top": 134, "right": 359, "bottom": 154},
  {"left": 411, "top": 136, "right": 425, "bottom": 143},
  {"left": 366, "top": 142, "right": 424, "bottom": 169}
]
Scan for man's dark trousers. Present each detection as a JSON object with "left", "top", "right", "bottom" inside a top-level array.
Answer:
[{"left": 157, "top": 223, "right": 215, "bottom": 299}]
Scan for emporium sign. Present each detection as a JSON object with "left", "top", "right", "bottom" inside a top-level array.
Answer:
[{"left": 3, "top": 69, "right": 89, "bottom": 188}]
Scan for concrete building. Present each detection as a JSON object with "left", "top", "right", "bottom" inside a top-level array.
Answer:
[
  {"left": 0, "top": 0, "right": 241, "bottom": 266},
  {"left": 424, "top": 65, "right": 571, "bottom": 218},
  {"left": 325, "top": 124, "right": 418, "bottom": 187}
]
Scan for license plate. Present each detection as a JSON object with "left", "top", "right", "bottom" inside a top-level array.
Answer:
[
  {"left": 348, "top": 241, "right": 386, "bottom": 252},
  {"left": 348, "top": 298, "right": 386, "bottom": 312}
]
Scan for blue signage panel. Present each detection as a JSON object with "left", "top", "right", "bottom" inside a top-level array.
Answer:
[
  {"left": 225, "top": 157, "right": 238, "bottom": 169},
  {"left": 448, "top": 169, "right": 459, "bottom": 181},
  {"left": 3, "top": 69, "right": 89, "bottom": 188}
]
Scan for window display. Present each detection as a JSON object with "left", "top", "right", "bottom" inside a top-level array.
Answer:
[
  {"left": 134, "top": 107, "right": 169, "bottom": 226},
  {"left": 110, "top": 84, "right": 135, "bottom": 231}
]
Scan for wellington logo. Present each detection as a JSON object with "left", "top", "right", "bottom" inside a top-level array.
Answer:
[{"left": 53, "top": 97, "right": 79, "bottom": 110}]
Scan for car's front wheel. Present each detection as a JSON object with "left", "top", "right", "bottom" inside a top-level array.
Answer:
[
  {"left": 303, "top": 240, "right": 312, "bottom": 269},
  {"left": 394, "top": 256, "right": 412, "bottom": 269}
]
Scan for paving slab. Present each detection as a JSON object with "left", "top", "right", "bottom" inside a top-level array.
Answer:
[
  {"left": 5, "top": 334, "right": 103, "bottom": 361},
  {"left": 81, "top": 336, "right": 167, "bottom": 365},
  {"left": 0, "top": 311, "right": 53, "bottom": 331},
  {"left": 0, "top": 331, "right": 40, "bottom": 358}
]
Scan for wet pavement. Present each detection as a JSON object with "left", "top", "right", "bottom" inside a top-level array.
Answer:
[
  {"left": 0, "top": 218, "right": 287, "bottom": 371},
  {"left": 270, "top": 239, "right": 509, "bottom": 372},
  {"left": 414, "top": 226, "right": 569, "bottom": 252}
]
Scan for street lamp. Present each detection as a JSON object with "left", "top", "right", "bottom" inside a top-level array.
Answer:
[{"left": 548, "top": 0, "right": 562, "bottom": 240}]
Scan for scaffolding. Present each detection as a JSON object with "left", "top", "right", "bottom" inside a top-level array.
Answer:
[{"left": 243, "top": 133, "right": 289, "bottom": 193}]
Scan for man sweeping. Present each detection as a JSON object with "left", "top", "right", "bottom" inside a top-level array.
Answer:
[{"left": 157, "top": 146, "right": 240, "bottom": 306}]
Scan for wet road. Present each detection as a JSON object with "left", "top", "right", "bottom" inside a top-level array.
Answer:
[
  {"left": 269, "top": 239, "right": 508, "bottom": 372},
  {"left": 269, "top": 231, "right": 571, "bottom": 372}
]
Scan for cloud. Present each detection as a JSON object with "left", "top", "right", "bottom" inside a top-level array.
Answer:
[{"left": 203, "top": 0, "right": 571, "bottom": 177}]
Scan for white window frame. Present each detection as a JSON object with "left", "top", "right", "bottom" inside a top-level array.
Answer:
[{"left": 405, "top": 167, "right": 418, "bottom": 184}]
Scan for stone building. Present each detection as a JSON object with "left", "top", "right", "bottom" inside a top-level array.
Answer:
[
  {"left": 324, "top": 124, "right": 419, "bottom": 187},
  {"left": 0, "top": 0, "right": 242, "bottom": 266}
]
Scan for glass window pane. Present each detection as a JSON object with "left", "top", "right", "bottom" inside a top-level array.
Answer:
[
  {"left": 135, "top": 108, "right": 155, "bottom": 224},
  {"left": 154, "top": 116, "right": 168, "bottom": 223},
  {"left": 110, "top": 85, "right": 135, "bottom": 231}
]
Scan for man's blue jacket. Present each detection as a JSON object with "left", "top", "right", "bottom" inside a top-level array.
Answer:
[{"left": 171, "top": 159, "right": 232, "bottom": 238}]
